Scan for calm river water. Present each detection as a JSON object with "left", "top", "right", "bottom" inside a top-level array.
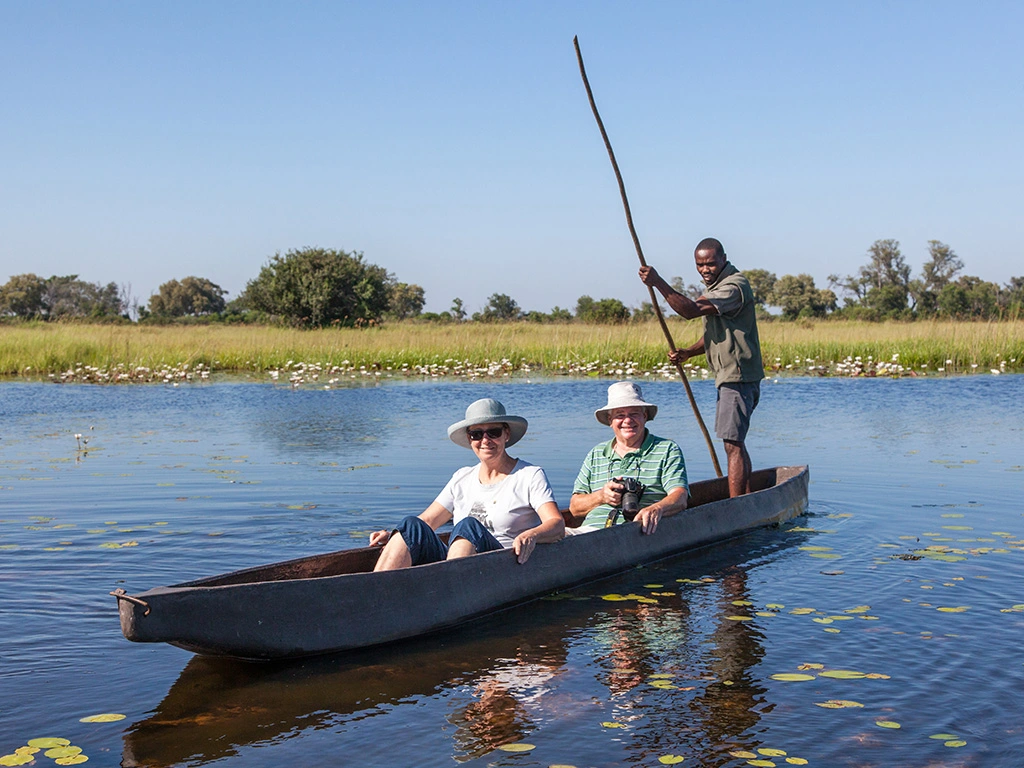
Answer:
[{"left": 1, "top": 375, "right": 1022, "bottom": 767}]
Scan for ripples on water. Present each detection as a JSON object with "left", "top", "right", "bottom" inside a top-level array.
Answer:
[{"left": 1, "top": 375, "right": 1023, "bottom": 766}]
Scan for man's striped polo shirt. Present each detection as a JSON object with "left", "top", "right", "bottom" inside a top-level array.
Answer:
[{"left": 572, "top": 430, "right": 688, "bottom": 530}]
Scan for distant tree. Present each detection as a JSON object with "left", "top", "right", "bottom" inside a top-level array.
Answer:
[
  {"left": 0, "top": 273, "right": 47, "bottom": 318},
  {"left": 43, "top": 275, "right": 124, "bottom": 319},
  {"left": 548, "top": 306, "right": 572, "bottom": 322},
  {"left": 577, "top": 297, "right": 630, "bottom": 324},
  {"left": 670, "top": 276, "right": 703, "bottom": 300},
  {"left": 450, "top": 298, "right": 467, "bottom": 322},
  {"left": 148, "top": 276, "right": 227, "bottom": 317},
  {"left": 831, "top": 239, "right": 910, "bottom": 315},
  {"left": 911, "top": 240, "right": 963, "bottom": 315},
  {"left": 523, "top": 310, "right": 550, "bottom": 323},
  {"left": 769, "top": 274, "right": 837, "bottom": 319},
  {"left": 999, "top": 276, "right": 1024, "bottom": 317},
  {"left": 575, "top": 295, "right": 595, "bottom": 319},
  {"left": 744, "top": 269, "right": 777, "bottom": 308},
  {"left": 477, "top": 293, "right": 521, "bottom": 322},
  {"left": 937, "top": 276, "right": 1000, "bottom": 319},
  {"left": 237, "top": 247, "right": 391, "bottom": 327},
  {"left": 386, "top": 282, "right": 425, "bottom": 320},
  {"left": 631, "top": 301, "right": 658, "bottom": 322}
]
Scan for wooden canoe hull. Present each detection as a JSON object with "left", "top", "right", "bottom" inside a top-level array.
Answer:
[{"left": 117, "top": 465, "right": 808, "bottom": 660}]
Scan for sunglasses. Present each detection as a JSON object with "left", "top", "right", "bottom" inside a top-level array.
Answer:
[{"left": 467, "top": 426, "right": 505, "bottom": 442}]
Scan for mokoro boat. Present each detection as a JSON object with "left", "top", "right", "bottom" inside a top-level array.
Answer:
[{"left": 113, "top": 465, "right": 808, "bottom": 660}]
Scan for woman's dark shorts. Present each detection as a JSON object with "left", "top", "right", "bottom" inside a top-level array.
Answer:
[
  {"left": 715, "top": 381, "right": 761, "bottom": 442},
  {"left": 394, "top": 515, "right": 504, "bottom": 566}
]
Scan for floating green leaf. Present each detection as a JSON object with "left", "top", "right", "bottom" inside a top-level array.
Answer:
[
  {"left": 601, "top": 721, "right": 625, "bottom": 728},
  {"left": 819, "top": 670, "right": 866, "bottom": 679},
  {"left": 658, "top": 756, "right": 685, "bottom": 764},
  {"left": 726, "top": 615, "right": 754, "bottom": 621},
  {"left": 54, "top": 756, "right": 88, "bottom": 766},
  {"left": 875, "top": 720, "right": 901, "bottom": 729},
  {"left": 785, "top": 759, "right": 808, "bottom": 766},
  {"left": 44, "top": 746, "right": 82, "bottom": 759},
  {"left": 936, "top": 606, "right": 970, "bottom": 613},
  {"left": 770, "top": 673, "right": 815, "bottom": 682},
  {"left": 944, "top": 740, "right": 967, "bottom": 747},
  {"left": 729, "top": 751, "right": 757, "bottom": 759},
  {"left": 79, "top": 713, "right": 126, "bottom": 723},
  {"left": 27, "top": 739, "right": 70, "bottom": 749},
  {"left": 497, "top": 742, "right": 535, "bottom": 752},
  {"left": 929, "top": 733, "right": 958, "bottom": 740},
  {"left": 815, "top": 700, "right": 863, "bottom": 708},
  {"left": 758, "top": 748, "right": 787, "bottom": 757},
  {"left": 0, "top": 755, "right": 33, "bottom": 767}
]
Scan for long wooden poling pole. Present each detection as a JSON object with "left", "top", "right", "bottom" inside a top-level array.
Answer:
[{"left": 573, "top": 35, "right": 723, "bottom": 477}]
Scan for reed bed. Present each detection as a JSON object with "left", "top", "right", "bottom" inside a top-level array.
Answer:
[{"left": 0, "top": 319, "right": 1021, "bottom": 383}]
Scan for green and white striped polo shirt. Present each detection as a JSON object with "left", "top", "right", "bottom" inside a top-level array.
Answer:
[{"left": 572, "top": 431, "right": 688, "bottom": 530}]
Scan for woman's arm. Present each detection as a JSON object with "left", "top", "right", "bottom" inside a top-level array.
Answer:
[{"left": 512, "top": 501, "right": 564, "bottom": 564}]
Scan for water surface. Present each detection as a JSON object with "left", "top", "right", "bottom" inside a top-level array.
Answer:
[{"left": 1, "top": 375, "right": 1022, "bottom": 766}]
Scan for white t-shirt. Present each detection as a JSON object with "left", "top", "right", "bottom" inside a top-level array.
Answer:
[{"left": 434, "top": 459, "right": 557, "bottom": 548}]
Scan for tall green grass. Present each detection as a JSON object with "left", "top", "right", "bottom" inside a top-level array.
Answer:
[{"left": 1, "top": 319, "right": 1021, "bottom": 377}]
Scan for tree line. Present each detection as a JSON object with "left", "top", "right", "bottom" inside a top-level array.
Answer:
[{"left": 2, "top": 242, "right": 1021, "bottom": 327}]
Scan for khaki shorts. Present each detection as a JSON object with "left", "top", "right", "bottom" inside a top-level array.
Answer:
[{"left": 715, "top": 381, "right": 760, "bottom": 442}]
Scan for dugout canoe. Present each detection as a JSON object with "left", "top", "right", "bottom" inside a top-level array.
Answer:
[{"left": 113, "top": 465, "right": 808, "bottom": 660}]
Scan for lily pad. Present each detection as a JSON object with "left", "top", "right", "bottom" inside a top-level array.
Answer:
[
  {"left": 27, "top": 739, "right": 70, "bottom": 749},
  {"left": 497, "top": 742, "right": 535, "bottom": 752},
  {"left": 875, "top": 720, "right": 901, "bottom": 729},
  {"left": 44, "top": 747, "right": 82, "bottom": 759},
  {"left": 819, "top": 670, "right": 866, "bottom": 679},
  {"left": 770, "top": 673, "right": 815, "bottom": 682},
  {"left": 658, "top": 756, "right": 685, "bottom": 764},
  {"left": 79, "top": 713, "right": 126, "bottom": 723},
  {"left": 815, "top": 700, "right": 864, "bottom": 708}
]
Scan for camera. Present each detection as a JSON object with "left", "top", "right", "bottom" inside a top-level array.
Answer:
[{"left": 618, "top": 477, "right": 645, "bottom": 521}]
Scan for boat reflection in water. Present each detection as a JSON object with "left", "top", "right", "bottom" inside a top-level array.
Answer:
[{"left": 122, "top": 524, "right": 797, "bottom": 768}]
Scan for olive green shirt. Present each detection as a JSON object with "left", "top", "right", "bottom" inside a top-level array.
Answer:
[{"left": 702, "top": 262, "right": 765, "bottom": 386}]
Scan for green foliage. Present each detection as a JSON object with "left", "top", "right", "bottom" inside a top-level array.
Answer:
[
  {"left": 476, "top": 293, "right": 521, "bottom": 322},
  {"left": 237, "top": 247, "right": 391, "bottom": 328},
  {"left": 575, "top": 295, "right": 630, "bottom": 324},
  {"left": 449, "top": 298, "right": 467, "bottom": 322},
  {"left": 830, "top": 239, "right": 910, "bottom": 313},
  {"left": 386, "top": 282, "right": 425, "bottom": 320},
  {"left": 770, "top": 274, "right": 837, "bottom": 319},
  {"left": 0, "top": 274, "right": 124, "bottom": 320},
  {"left": 148, "top": 276, "right": 227, "bottom": 317},
  {"left": 670, "top": 276, "right": 703, "bottom": 300},
  {"left": 0, "top": 274, "right": 47, "bottom": 318},
  {"left": 744, "top": 269, "right": 777, "bottom": 307},
  {"left": 937, "top": 276, "right": 1000, "bottom": 319}
]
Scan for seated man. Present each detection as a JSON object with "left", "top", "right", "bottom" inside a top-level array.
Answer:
[{"left": 567, "top": 382, "right": 688, "bottom": 535}]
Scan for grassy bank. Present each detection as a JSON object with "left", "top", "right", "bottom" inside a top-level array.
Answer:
[{"left": 1, "top": 319, "right": 1021, "bottom": 382}]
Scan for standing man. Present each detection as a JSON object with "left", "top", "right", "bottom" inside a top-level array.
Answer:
[{"left": 639, "top": 237, "right": 764, "bottom": 498}]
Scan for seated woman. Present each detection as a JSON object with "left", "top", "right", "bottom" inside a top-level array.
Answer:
[{"left": 370, "top": 398, "right": 564, "bottom": 570}]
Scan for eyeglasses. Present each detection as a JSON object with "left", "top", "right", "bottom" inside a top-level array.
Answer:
[
  {"left": 467, "top": 427, "right": 505, "bottom": 442},
  {"left": 609, "top": 410, "right": 645, "bottom": 422}
]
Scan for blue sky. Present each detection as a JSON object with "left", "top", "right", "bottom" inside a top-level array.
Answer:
[{"left": 2, "top": 1, "right": 1021, "bottom": 314}]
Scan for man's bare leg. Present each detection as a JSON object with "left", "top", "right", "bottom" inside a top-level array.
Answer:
[{"left": 724, "top": 439, "right": 752, "bottom": 497}]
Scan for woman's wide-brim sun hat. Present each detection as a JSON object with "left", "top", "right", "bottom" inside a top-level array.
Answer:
[
  {"left": 447, "top": 398, "right": 529, "bottom": 449},
  {"left": 594, "top": 381, "right": 658, "bottom": 425}
]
